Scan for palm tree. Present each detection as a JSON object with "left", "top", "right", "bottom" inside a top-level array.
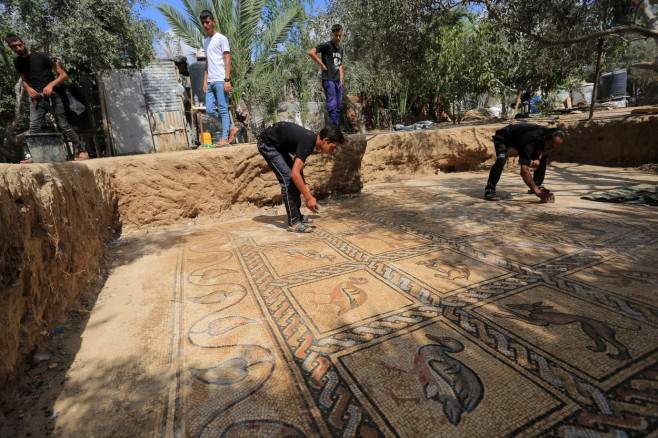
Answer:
[{"left": 158, "top": 0, "right": 304, "bottom": 122}]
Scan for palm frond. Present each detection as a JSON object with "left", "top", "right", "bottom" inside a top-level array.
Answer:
[
  {"left": 158, "top": 4, "right": 204, "bottom": 49},
  {"left": 238, "top": 0, "right": 265, "bottom": 46},
  {"left": 258, "top": 3, "right": 302, "bottom": 61},
  {"left": 181, "top": 0, "right": 205, "bottom": 31}
]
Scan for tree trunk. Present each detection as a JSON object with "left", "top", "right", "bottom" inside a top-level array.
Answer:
[
  {"left": 14, "top": 78, "right": 23, "bottom": 120},
  {"left": 512, "top": 89, "right": 522, "bottom": 119},
  {"left": 589, "top": 37, "right": 605, "bottom": 121},
  {"left": 501, "top": 91, "right": 508, "bottom": 119},
  {"left": 2, "top": 79, "right": 25, "bottom": 162}
]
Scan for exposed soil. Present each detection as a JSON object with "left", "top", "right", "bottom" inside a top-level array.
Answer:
[
  {"left": 0, "top": 164, "right": 119, "bottom": 396},
  {"left": 83, "top": 135, "right": 367, "bottom": 230},
  {"left": 0, "top": 114, "right": 656, "bottom": 413}
]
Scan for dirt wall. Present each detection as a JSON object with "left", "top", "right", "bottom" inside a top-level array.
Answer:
[
  {"left": 361, "top": 126, "right": 498, "bottom": 184},
  {"left": 555, "top": 116, "right": 658, "bottom": 165},
  {"left": 0, "top": 164, "right": 119, "bottom": 390},
  {"left": 360, "top": 115, "right": 658, "bottom": 184},
  {"left": 84, "top": 135, "right": 367, "bottom": 229}
]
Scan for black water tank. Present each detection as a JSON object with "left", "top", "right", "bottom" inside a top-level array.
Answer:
[
  {"left": 189, "top": 61, "right": 206, "bottom": 105},
  {"left": 599, "top": 69, "right": 627, "bottom": 100}
]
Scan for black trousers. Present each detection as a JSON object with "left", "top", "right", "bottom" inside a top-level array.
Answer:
[
  {"left": 485, "top": 139, "right": 547, "bottom": 192},
  {"left": 257, "top": 140, "right": 303, "bottom": 226}
]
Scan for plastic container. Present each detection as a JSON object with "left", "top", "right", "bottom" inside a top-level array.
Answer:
[{"left": 201, "top": 132, "right": 212, "bottom": 146}]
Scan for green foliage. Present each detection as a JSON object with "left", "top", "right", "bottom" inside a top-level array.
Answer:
[
  {"left": 1, "top": 0, "right": 155, "bottom": 71},
  {"left": 426, "top": 17, "right": 499, "bottom": 115},
  {"left": 158, "top": 0, "right": 305, "bottom": 117},
  {"left": 0, "top": 0, "right": 156, "bottom": 126}
]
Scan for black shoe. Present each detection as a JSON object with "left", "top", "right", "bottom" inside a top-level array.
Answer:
[
  {"left": 528, "top": 186, "right": 545, "bottom": 194},
  {"left": 484, "top": 191, "right": 500, "bottom": 201}
]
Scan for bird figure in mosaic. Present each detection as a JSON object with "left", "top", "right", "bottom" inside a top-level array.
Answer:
[
  {"left": 329, "top": 277, "right": 369, "bottom": 315},
  {"left": 416, "top": 258, "right": 471, "bottom": 281},
  {"left": 414, "top": 335, "right": 484, "bottom": 426},
  {"left": 285, "top": 248, "right": 336, "bottom": 262}
]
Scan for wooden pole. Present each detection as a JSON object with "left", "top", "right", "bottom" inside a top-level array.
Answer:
[{"left": 589, "top": 37, "right": 605, "bottom": 121}]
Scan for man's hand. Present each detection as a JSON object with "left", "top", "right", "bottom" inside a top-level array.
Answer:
[
  {"left": 224, "top": 81, "right": 233, "bottom": 93},
  {"left": 538, "top": 188, "right": 554, "bottom": 203},
  {"left": 26, "top": 87, "right": 39, "bottom": 100},
  {"left": 321, "top": 63, "right": 328, "bottom": 71},
  {"left": 530, "top": 160, "right": 540, "bottom": 169},
  {"left": 305, "top": 195, "right": 318, "bottom": 213},
  {"left": 42, "top": 85, "right": 54, "bottom": 97}
]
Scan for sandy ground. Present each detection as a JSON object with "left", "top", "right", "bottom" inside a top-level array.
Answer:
[{"left": 2, "top": 163, "right": 658, "bottom": 438}]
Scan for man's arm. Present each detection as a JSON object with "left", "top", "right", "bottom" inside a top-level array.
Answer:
[
  {"left": 520, "top": 164, "right": 540, "bottom": 195},
  {"left": 291, "top": 158, "right": 317, "bottom": 212},
  {"left": 20, "top": 73, "right": 39, "bottom": 99},
  {"left": 339, "top": 65, "right": 344, "bottom": 84},
  {"left": 307, "top": 47, "right": 327, "bottom": 71},
  {"left": 42, "top": 62, "right": 68, "bottom": 96},
  {"left": 223, "top": 52, "right": 232, "bottom": 92}
]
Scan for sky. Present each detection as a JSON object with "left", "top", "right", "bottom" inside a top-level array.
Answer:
[{"left": 137, "top": 0, "right": 329, "bottom": 33}]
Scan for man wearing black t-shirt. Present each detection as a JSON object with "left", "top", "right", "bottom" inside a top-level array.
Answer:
[
  {"left": 258, "top": 122, "right": 345, "bottom": 233},
  {"left": 4, "top": 34, "right": 87, "bottom": 162},
  {"left": 308, "top": 24, "right": 344, "bottom": 127},
  {"left": 484, "top": 124, "right": 565, "bottom": 202}
]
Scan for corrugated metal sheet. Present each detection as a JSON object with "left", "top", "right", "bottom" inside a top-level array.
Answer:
[
  {"left": 142, "top": 60, "right": 185, "bottom": 113},
  {"left": 141, "top": 60, "right": 190, "bottom": 152}
]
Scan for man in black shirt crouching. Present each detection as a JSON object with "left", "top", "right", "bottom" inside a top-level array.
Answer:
[
  {"left": 258, "top": 122, "right": 345, "bottom": 233},
  {"left": 5, "top": 34, "right": 88, "bottom": 162},
  {"left": 484, "top": 123, "right": 565, "bottom": 202}
]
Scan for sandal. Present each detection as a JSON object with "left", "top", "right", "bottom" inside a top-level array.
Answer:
[
  {"left": 287, "top": 222, "right": 314, "bottom": 233},
  {"left": 301, "top": 216, "right": 316, "bottom": 227}
]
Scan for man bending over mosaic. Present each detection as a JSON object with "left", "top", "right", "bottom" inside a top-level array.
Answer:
[
  {"left": 257, "top": 122, "right": 344, "bottom": 233},
  {"left": 484, "top": 123, "right": 565, "bottom": 202}
]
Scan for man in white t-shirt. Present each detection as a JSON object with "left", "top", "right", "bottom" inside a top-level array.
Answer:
[{"left": 200, "top": 10, "right": 238, "bottom": 145}]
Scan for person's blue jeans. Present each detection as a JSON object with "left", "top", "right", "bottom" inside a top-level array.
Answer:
[
  {"left": 322, "top": 79, "right": 343, "bottom": 127},
  {"left": 206, "top": 81, "right": 231, "bottom": 140}
]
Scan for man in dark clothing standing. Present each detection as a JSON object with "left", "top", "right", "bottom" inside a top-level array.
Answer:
[
  {"left": 308, "top": 24, "right": 344, "bottom": 127},
  {"left": 484, "top": 123, "right": 565, "bottom": 202},
  {"left": 258, "top": 122, "right": 345, "bottom": 233},
  {"left": 4, "top": 34, "right": 88, "bottom": 162}
]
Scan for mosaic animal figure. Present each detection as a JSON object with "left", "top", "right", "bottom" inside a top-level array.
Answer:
[
  {"left": 414, "top": 335, "right": 484, "bottom": 426},
  {"left": 310, "top": 277, "right": 369, "bottom": 315},
  {"left": 495, "top": 302, "right": 635, "bottom": 361},
  {"left": 599, "top": 270, "right": 658, "bottom": 287},
  {"left": 285, "top": 248, "right": 336, "bottom": 262},
  {"left": 416, "top": 258, "right": 471, "bottom": 281}
]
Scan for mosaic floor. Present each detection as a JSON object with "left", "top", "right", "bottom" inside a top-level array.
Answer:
[{"left": 31, "top": 166, "right": 658, "bottom": 437}]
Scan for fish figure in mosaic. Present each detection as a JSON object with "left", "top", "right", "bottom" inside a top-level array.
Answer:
[
  {"left": 416, "top": 258, "right": 471, "bottom": 281},
  {"left": 494, "top": 302, "right": 635, "bottom": 360},
  {"left": 414, "top": 335, "right": 484, "bottom": 426}
]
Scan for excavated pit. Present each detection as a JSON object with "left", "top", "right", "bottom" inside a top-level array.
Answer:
[{"left": 0, "top": 114, "right": 657, "bottom": 401}]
